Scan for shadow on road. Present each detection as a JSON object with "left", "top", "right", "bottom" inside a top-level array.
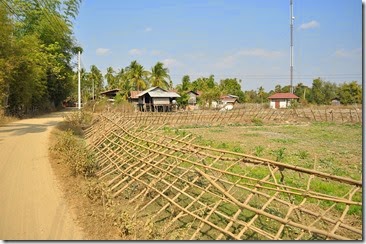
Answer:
[{"left": 0, "top": 109, "right": 73, "bottom": 137}]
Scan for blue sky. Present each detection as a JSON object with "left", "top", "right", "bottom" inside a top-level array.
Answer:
[{"left": 73, "top": 0, "right": 362, "bottom": 91}]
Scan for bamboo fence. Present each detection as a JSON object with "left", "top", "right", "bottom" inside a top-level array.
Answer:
[
  {"left": 83, "top": 113, "right": 362, "bottom": 240},
  {"left": 96, "top": 107, "right": 361, "bottom": 127}
]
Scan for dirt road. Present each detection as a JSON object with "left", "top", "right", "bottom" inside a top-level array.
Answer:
[{"left": 0, "top": 111, "right": 84, "bottom": 240}]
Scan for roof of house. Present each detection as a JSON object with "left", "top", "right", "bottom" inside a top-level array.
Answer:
[
  {"left": 149, "top": 91, "right": 180, "bottom": 98},
  {"left": 220, "top": 95, "right": 238, "bottom": 103},
  {"left": 100, "top": 89, "right": 120, "bottom": 95},
  {"left": 137, "top": 87, "right": 180, "bottom": 98},
  {"left": 129, "top": 91, "right": 140, "bottom": 99},
  {"left": 137, "top": 87, "right": 166, "bottom": 97},
  {"left": 187, "top": 90, "right": 199, "bottom": 96},
  {"left": 268, "top": 93, "right": 299, "bottom": 99}
]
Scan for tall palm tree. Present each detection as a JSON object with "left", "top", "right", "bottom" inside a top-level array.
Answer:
[
  {"left": 258, "top": 86, "right": 265, "bottom": 104},
  {"left": 149, "top": 62, "right": 170, "bottom": 89},
  {"left": 126, "top": 61, "right": 150, "bottom": 91},
  {"left": 89, "top": 65, "right": 104, "bottom": 99},
  {"left": 105, "top": 67, "right": 116, "bottom": 89}
]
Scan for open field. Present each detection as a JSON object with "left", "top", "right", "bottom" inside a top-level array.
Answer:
[{"left": 175, "top": 122, "right": 362, "bottom": 181}]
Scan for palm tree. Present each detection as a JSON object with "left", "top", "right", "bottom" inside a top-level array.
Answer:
[
  {"left": 149, "top": 62, "right": 170, "bottom": 89},
  {"left": 258, "top": 86, "right": 265, "bottom": 104},
  {"left": 89, "top": 65, "right": 104, "bottom": 99},
  {"left": 126, "top": 61, "right": 150, "bottom": 91},
  {"left": 105, "top": 67, "right": 116, "bottom": 89}
]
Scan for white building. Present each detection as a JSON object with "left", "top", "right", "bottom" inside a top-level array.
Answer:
[{"left": 268, "top": 93, "right": 299, "bottom": 109}]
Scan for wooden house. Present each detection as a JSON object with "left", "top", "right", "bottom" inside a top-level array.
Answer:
[
  {"left": 100, "top": 89, "right": 120, "bottom": 101},
  {"left": 219, "top": 94, "right": 239, "bottom": 106},
  {"left": 268, "top": 93, "right": 299, "bottom": 109},
  {"left": 187, "top": 91, "right": 200, "bottom": 105},
  {"left": 137, "top": 87, "right": 180, "bottom": 112}
]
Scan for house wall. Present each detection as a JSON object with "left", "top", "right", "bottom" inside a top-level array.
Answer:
[
  {"left": 188, "top": 92, "right": 197, "bottom": 105},
  {"left": 270, "top": 99, "right": 290, "bottom": 109},
  {"left": 153, "top": 97, "right": 170, "bottom": 105},
  {"left": 138, "top": 97, "right": 144, "bottom": 104}
]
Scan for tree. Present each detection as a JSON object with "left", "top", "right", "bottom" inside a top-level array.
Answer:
[
  {"left": 1, "top": 0, "right": 82, "bottom": 115},
  {"left": 338, "top": 81, "right": 362, "bottom": 104},
  {"left": 274, "top": 85, "right": 282, "bottom": 93},
  {"left": 257, "top": 86, "right": 265, "bottom": 104},
  {"left": 89, "top": 65, "right": 103, "bottom": 100},
  {"left": 150, "top": 62, "right": 170, "bottom": 89},
  {"left": 115, "top": 68, "right": 130, "bottom": 99},
  {"left": 105, "top": 67, "right": 116, "bottom": 89},
  {"left": 219, "top": 78, "right": 245, "bottom": 102},
  {"left": 181, "top": 75, "right": 191, "bottom": 91},
  {"left": 310, "top": 78, "right": 326, "bottom": 105},
  {"left": 293, "top": 82, "right": 310, "bottom": 105},
  {"left": 126, "top": 60, "right": 150, "bottom": 91}
]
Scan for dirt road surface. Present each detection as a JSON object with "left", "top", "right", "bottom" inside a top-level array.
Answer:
[{"left": 0, "top": 110, "right": 84, "bottom": 240}]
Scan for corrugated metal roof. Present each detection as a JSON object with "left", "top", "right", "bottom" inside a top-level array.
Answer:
[
  {"left": 148, "top": 91, "right": 180, "bottom": 98},
  {"left": 268, "top": 93, "right": 299, "bottom": 99},
  {"left": 137, "top": 87, "right": 167, "bottom": 97},
  {"left": 100, "top": 89, "right": 120, "bottom": 95}
]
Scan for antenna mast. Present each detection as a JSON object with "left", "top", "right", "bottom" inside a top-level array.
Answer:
[{"left": 290, "top": 0, "right": 294, "bottom": 93}]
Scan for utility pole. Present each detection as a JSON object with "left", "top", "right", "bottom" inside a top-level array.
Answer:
[
  {"left": 290, "top": 0, "right": 294, "bottom": 94},
  {"left": 78, "top": 50, "right": 81, "bottom": 109}
]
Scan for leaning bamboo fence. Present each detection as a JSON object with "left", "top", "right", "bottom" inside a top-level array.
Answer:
[{"left": 84, "top": 113, "right": 362, "bottom": 240}]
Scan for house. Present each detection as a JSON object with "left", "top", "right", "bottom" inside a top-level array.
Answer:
[
  {"left": 331, "top": 97, "right": 341, "bottom": 106},
  {"left": 100, "top": 89, "right": 120, "bottom": 101},
  {"left": 137, "top": 87, "right": 180, "bottom": 112},
  {"left": 268, "top": 93, "right": 299, "bottom": 109},
  {"left": 220, "top": 94, "right": 239, "bottom": 106},
  {"left": 187, "top": 91, "right": 200, "bottom": 105}
]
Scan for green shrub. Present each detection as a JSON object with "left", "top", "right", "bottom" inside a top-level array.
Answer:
[
  {"left": 254, "top": 145, "right": 265, "bottom": 157},
  {"left": 271, "top": 147, "right": 286, "bottom": 162}
]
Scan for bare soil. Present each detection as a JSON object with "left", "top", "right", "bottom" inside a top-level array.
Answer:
[{"left": 0, "top": 111, "right": 83, "bottom": 240}]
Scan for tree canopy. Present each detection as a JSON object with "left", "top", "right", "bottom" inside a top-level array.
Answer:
[{"left": 0, "top": 0, "right": 82, "bottom": 116}]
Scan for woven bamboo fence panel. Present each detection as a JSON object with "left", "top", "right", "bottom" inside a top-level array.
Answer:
[
  {"left": 84, "top": 113, "right": 362, "bottom": 240},
  {"left": 98, "top": 107, "right": 361, "bottom": 127}
]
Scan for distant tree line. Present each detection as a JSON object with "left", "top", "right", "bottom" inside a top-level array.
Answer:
[
  {"left": 81, "top": 59, "right": 362, "bottom": 108},
  {"left": 243, "top": 78, "right": 362, "bottom": 106},
  {"left": 0, "top": 0, "right": 82, "bottom": 116}
]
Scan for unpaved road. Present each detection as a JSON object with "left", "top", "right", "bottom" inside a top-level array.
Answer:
[{"left": 0, "top": 110, "right": 84, "bottom": 240}]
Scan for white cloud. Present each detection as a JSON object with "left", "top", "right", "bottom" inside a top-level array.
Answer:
[
  {"left": 334, "top": 48, "right": 361, "bottom": 58},
  {"left": 162, "top": 58, "right": 182, "bottom": 68},
  {"left": 96, "top": 48, "right": 110, "bottom": 56},
  {"left": 299, "top": 20, "right": 320, "bottom": 30},
  {"left": 128, "top": 48, "right": 145, "bottom": 56},
  {"left": 216, "top": 48, "right": 283, "bottom": 68},
  {"left": 144, "top": 27, "right": 153, "bottom": 32}
]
